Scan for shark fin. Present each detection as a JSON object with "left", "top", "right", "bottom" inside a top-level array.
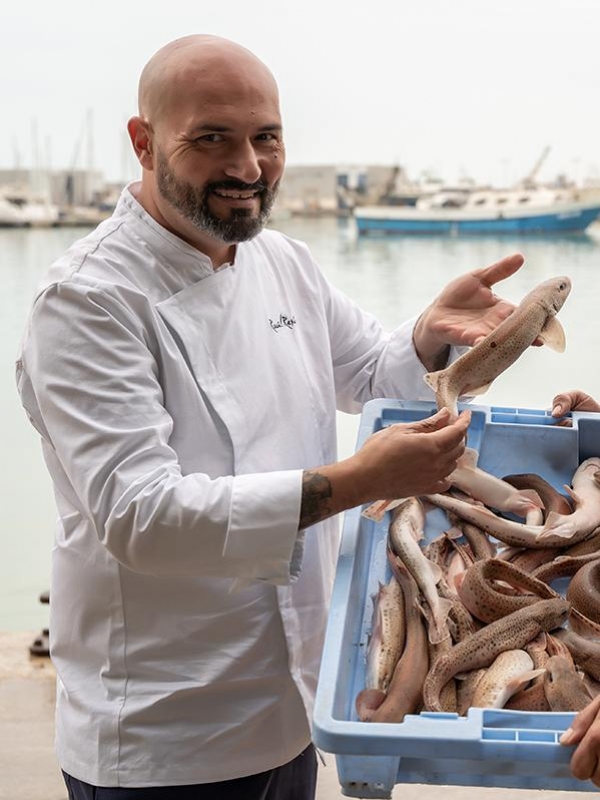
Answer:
[
  {"left": 539, "top": 510, "right": 576, "bottom": 539},
  {"left": 423, "top": 371, "right": 440, "bottom": 390},
  {"left": 563, "top": 485, "right": 582, "bottom": 506},
  {"left": 467, "top": 382, "right": 493, "bottom": 396},
  {"left": 518, "top": 489, "right": 545, "bottom": 510},
  {"left": 506, "top": 668, "right": 546, "bottom": 695},
  {"left": 538, "top": 317, "right": 566, "bottom": 352}
]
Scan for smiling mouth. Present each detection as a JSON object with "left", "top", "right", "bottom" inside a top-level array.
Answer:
[{"left": 212, "top": 189, "right": 260, "bottom": 200}]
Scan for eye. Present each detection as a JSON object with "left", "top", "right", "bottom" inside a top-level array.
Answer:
[
  {"left": 195, "top": 133, "right": 225, "bottom": 144},
  {"left": 256, "top": 132, "right": 279, "bottom": 142}
]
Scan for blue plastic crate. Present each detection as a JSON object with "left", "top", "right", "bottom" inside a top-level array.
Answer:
[{"left": 313, "top": 399, "right": 600, "bottom": 798}]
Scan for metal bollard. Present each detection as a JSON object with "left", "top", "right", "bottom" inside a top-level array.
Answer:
[{"left": 29, "top": 590, "right": 50, "bottom": 657}]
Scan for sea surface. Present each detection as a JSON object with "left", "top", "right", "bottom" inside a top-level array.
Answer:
[{"left": 2, "top": 217, "right": 600, "bottom": 630}]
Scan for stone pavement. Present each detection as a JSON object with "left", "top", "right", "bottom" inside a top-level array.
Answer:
[
  {"left": 0, "top": 632, "right": 65, "bottom": 800},
  {"left": 0, "top": 632, "right": 593, "bottom": 800}
]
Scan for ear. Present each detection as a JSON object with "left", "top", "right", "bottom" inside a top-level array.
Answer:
[{"left": 127, "top": 116, "right": 155, "bottom": 171}]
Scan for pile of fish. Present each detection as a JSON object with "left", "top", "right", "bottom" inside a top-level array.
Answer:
[
  {"left": 356, "top": 457, "right": 600, "bottom": 723},
  {"left": 355, "top": 273, "right": 600, "bottom": 723}
]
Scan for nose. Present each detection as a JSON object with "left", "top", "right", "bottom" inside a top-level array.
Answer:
[{"left": 224, "top": 139, "right": 262, "bottom": 184}]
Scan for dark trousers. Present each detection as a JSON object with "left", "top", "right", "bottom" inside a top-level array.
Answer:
[{"left": 62, "top": 744, "right": 318, "bottom": 800}]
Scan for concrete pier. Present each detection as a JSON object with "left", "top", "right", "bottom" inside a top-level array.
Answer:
[
  {"left": 0, "top": 632, "right": 64, "bottom": 800},
  {"left": 0, "top": 632, "right": 592, "bottom": 800}
]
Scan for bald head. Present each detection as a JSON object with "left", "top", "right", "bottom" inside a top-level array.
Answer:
[
  {"left": 128, "top": 34, "right": 285, "bottom": 261},
  {"left": 138, "top": 35, "right": 279, "bottom": 125}
]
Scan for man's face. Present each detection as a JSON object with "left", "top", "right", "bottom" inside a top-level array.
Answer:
[
  {"left": 150, "top": 63, "right": 285, "bottom": 247},
  {"left": 156, "top": 150, "right": 280, "bottom": 243}
]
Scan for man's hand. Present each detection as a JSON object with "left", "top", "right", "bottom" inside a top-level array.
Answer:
[
  {"left": 413, "top": 253, "right": 525, "bottom": 372},
  {"left": 560, "top": 694, "right": 600, "bottom": 786},
  {"left": 353, "top": 408, "right": 471, "bottom": 500},
  {"left": 299, "top": 409, "right": 471, "bottom": 529}
]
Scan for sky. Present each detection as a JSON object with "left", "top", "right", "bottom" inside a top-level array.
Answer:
[{"left": 2, "top": 0, "right": 599, "bottom": 187}]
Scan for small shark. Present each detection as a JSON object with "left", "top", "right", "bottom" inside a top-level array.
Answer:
[{"left": 424, "top": 276, "right": 571, "bottom": 416}]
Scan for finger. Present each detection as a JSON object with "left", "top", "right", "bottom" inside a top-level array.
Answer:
[
  {"left": 552, "top": 390, "right": 600, "bottom": 415},
  {"left": 475, "top": 253, "right": 525, "bottom": 289},
  {"left": 404, "top": 408, "right": 452, "bottom": 433},
  {"left": 570, "top": 734, "right": 600, "bottom": 782},
  {"left": 434, "top": 410, "right": 471, "bottom": 446},
  {"left": 554, "top": 418, "right": 573, "bottom": 428},
  {"left": 590, "top": 755, "right": 600, "bottom": 788},
  {"left": 561, "top": 695, "right": 600, "bottom": 745},
  {"left": 455, "top": 409, "right": 472, "bottom": 430},
  {"left": 432, "top": 477, "right": 452, "bottom": 493},
  {"left": 551, "top": 391, "right": 585, "bottom": 417},
  {"left": 551, "top": 393, "right": 572, "bottom": 417}
]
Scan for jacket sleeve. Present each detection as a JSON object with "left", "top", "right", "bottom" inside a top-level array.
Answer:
[
  {"left": 16, "top": 280, "right": 304, "bottom": 582},
  {"left": 316, "top": 268, "right": 461, "bottom": 412}
]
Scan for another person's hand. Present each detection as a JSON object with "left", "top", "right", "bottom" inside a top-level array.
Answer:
[
  {"left": 353, "top": 407, "right": 471, "bottom": 500},
  {"left": 551, "top": 390, "right": 600, "bottom": 418},
  {"left": 560, "top": 694, "right": 600, "bottom": 786},
  {"left": 413, "top": 253, "right": 524, "bottom": 372}
]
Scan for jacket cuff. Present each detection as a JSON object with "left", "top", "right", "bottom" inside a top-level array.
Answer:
[{"left": 223, "top": 469, "right": 304, "bottom": 584}]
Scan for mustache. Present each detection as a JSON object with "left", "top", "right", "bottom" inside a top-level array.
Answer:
[{"left": 206, "top": 179, "right": 269, "bottom": 193}]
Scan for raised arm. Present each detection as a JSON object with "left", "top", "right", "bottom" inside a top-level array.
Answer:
[{"left": 413, "top": 253, "right": 525, "bottom": 371}]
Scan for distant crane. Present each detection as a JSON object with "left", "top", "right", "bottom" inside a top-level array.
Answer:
[
  {"left": 520, "top": 146, "right": 551, "bottom": 189},
  {"left": 377, "top": 164, "right": 424, "bottom": 206},
  {"left": 379, "top": 165, "right": 401, "bottom": 203}
]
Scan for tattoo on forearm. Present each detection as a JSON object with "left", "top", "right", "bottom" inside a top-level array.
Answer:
[{"left": 299, "top": 470, "right": 334, "bottom": 529}]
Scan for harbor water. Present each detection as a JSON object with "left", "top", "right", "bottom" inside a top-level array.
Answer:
[{"left": 2, "top": 217, "right": 600, "bottom": 631}]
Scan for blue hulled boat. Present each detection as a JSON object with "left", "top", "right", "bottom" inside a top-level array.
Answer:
[{"left": 354, "top": 187, "right": 600, "bottom": 236}]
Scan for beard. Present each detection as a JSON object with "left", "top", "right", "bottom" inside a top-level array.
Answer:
[{"left": 156, "top": 152, "right": 279, "bottom": 243}]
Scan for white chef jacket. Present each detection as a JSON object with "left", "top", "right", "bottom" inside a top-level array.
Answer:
[{"left": 16, "top": 184, "right": 438, "bottom": 787}]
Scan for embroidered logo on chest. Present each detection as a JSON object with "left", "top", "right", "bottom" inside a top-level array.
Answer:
[{"left": 269, "top": 314, "right": 297, "bottom": 333}]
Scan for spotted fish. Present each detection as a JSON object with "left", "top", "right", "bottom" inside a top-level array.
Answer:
[{"left": 424, "top": 276, "right": 571, "bottom": 416}]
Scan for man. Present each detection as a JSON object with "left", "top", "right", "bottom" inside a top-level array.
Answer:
[{"left": 17, "top": 34, "right": 526, "bottom": 799}]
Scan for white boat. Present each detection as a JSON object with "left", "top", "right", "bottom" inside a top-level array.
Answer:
[
  {"left": 0, "top": 187, "right": 60, "bottom": 228},
  {"left": 354, "top": 186, "right": 600, "bottom": 236},
  {"left": 57, "top": 205, "right": 112, "bottom": 227}
]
